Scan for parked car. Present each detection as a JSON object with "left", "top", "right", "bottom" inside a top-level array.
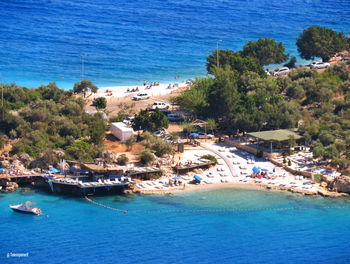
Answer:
[
  {"left": 309, "top": 61, "right": 330, "bottom": 69},
  {"left": 190, "top": 132, "right": 214, "bottom": 139},
  {"left": 123, "top": 116, "right": 134, "bottom": 125},
  {"left": 341, "top": 57, "right": 350, "bottom": 63},
  {"left": 272, "top": 67, "right": 290, "bottom": 76},
  {"left": 153, "top": 129, "right": 168, "bottom": 137},
  {"left": 167, "top": 113, "right": 184, "bottom": 122},
  {"left": 132, "top": 93, "right": 150, "bottom": 101},
  {"left": 148, "top": 101, "right": 170, "bottom": 110}
]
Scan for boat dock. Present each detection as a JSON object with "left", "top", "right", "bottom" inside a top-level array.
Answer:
[
  {"left": 172, "top": 159, "right": 214, "bottom": 173},
  {"left": 47, "top": 177, "right": 132, "bottom": 196}
]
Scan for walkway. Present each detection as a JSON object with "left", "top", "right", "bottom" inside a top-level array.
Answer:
[{"left": 201, "top": 144, "right": 238, "bottom": 178}]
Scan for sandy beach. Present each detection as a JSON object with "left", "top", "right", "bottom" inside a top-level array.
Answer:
[{"left": 94, "top": 81, "right": 189, "bottom": 99}]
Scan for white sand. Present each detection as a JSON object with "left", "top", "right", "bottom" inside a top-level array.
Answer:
[{"left": 93, "top": 81, "right": 189, "bottom": 99}]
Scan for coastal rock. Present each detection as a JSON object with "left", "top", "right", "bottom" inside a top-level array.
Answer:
[
  {"left": 11, "top": 159, "right": 26, "bottom": 171},
  {"left": 18, "top": 153, "right": 34, "bottom": 167},
  {"left": 329, "top": 176, "right": 350, "bottom": 193},
  {"left": 0, "top": 160, "right": 11, "bottom": 169}
]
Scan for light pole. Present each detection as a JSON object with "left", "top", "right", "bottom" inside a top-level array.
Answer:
[
  {"left": 81, "top": 54, "right": 87, "bottom": 81},
  {"left": 216, "top": 40, "right": 222, "bottom": 67}
]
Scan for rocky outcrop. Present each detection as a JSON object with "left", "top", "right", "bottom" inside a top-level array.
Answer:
[
  {"left": 100, "top": 151, "right": 118, "bottom": 164},
  {"left": 329, "top": 176, "right": 350, "bottom": 193},
  {"left": 4, "top": 182, "right": 19, "bottom": 192}
]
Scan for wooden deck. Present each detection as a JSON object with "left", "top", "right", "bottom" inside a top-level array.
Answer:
[{"left": 172, "top": 160, "right": 214, "bottom": 173}]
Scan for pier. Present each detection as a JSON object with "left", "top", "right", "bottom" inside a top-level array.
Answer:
[{"left": 47, "top": 177, "right": 132, "bottom": 196}]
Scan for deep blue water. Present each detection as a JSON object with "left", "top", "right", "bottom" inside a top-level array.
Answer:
[
  {"left": 1, "top": 188, "right": 350, "bottom": 264},
  {"left": 0, "top": 0, "right": 349, "bottom": 89}
]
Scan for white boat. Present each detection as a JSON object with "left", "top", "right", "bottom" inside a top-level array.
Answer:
[{"left": 9, "top": 201, "right": 42, "bottom": 215}]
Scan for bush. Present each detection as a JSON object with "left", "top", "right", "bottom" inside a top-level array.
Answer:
[
  {"left": 288, "top": 159, "right": 292, "bottom": 166},
  {"left": 313, "top": 173, "right": 321, "bottom": 182},
  {"left": 140, "top": 149, "right": 155, "bottom": 165},
  {"left": 200, "top": 154, "right": 218, "bottom": 164},
  {"left": 117, "top": 154, "right": 129, "bottom": 165},
  {"left": 93, "top": 97, "right": 107, "bottom": 109}
]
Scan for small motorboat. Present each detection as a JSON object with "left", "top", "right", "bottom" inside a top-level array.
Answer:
[{"left": 9, "top": 201, "right": 42, "bottom": 215}]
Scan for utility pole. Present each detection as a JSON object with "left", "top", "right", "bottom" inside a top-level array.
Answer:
[
  {"left": 216, "top": 40, "right": 222, "bottom": 67},
  {"left": 1, "top": 80, "right": 3, "bottom": 120},
  {"left": 81, "top": 54, "right": 86, "bottom": 81}
]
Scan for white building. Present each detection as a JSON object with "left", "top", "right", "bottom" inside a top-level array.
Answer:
[{"left": 110, "top": 122, "right": 135, "bottom": 142}]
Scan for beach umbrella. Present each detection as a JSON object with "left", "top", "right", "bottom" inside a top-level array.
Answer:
[
  {"left": 49, "top": 167, "right": 60, "bottom": 173},
  {"left": 252, "top": 167, "right": 260, "bottom": 174},
  {"left": 190, "top": 132, "right": 199, "bottom": 137},
  {"left": 0, "top": 168, "right": 7, "bottom": 171},
  {"left": 194, "top": 175, "right": 202, "bottom": 181},
  {"left": 172, "top": 177, "right": 180, "bottom": 180},
  {"left": 261, "top": 168, "right": 269, "bottom": 172}
]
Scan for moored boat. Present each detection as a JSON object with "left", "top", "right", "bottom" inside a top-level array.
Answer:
[{"left": 9, "top": 201, "right": 42, "bottom": 215}]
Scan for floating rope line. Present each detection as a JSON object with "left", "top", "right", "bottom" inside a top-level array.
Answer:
[
  {"left": 85, "top": 196, "right": 128, "bottom": 214},
  {"left": 85, "top": 196, "right": 350, "bottom": 215}
]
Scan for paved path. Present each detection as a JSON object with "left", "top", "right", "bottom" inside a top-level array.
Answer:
[{"left": 201, "top": 144, "right": 238, "bottom": 178}]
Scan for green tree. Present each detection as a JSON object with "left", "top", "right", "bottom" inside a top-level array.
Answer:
[
  {"left": 140, "top": 149, "right": 155, "bottom": 165},
  {"left": 132, "top": 109, "right": 168, "bottom": 131},
  {"left": 94, "top": 97, "right": 107, "bottom": 109},
  {"left": 117, "top": 154, "right": 129, "bottom": 165},
  {"left": 241, "top": 38, "right": 289, "bottom": 66},
  {"left": 296, "top": 26, "right": 348, "bottom": 61},
  {"left": 206, "top": 50, "right": 265, "bottom": 76},
  {"left": 206, "top": 118, "right": 217, "bottom": 135},
  {"left": 73, "top": 80, "right": 98, "bottom": 98},
  {"left": 283, "top": 56, "right": 297, "bottom": 69}
]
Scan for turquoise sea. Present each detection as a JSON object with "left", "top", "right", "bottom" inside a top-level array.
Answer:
[
  {"left": 1, "top": 188, "right": 350, "bottom": 264},
  {"left": 0, "top": 0, "right": 349, "bottom": 89}
]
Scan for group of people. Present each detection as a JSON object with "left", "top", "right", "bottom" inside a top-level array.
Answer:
[
  {"left": 126, "top": 87, "right": 139, "bottom": 93},
  {"left": 175, "top": 161, "right": 193, "bottom": 167},
  {"left": 168, "top": 179, "right": 183, "bottom": 186},
  {"left": 104, "top": 89, "right": 113, "bottom": 96}
]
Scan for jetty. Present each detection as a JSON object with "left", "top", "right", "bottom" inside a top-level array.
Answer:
[{"left": 47, "top": 177, "right": 132, "bottom": 196}]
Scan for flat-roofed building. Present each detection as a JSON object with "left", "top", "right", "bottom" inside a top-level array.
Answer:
[{"left": 110, "top": 122, "right": 135, "bottom": 142}]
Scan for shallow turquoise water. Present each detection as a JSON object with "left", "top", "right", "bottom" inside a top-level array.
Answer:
[
  {"left": 1, "top": 188, "right": 350, "bottom": 263},
  {"left": 0, "top": 0, "right": 349, "bottom": 89}
]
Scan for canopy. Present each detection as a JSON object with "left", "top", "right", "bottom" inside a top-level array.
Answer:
[
  {"left": 0, "top": 168, "right": 7, "bottom": 171},
  {"left": 194, "top": 175, "right": 202, "bottom": 181},
  {"left": 49, "top": 167, "right": 60, "bottom": 173},
  {"left": 190, "top": 132, "right": 199, "bottom": 137},
  {"left": 252, "top": 167, "right": 261, "bottom": 173},
  {"left": 261, "top": 168, "right": 269, "bottom": 172},
  {"left": 172, "top": 177, "right": 180, "bottom": 180}
]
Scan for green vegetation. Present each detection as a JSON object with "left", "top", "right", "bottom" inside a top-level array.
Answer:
[
  {"left": 200, "top": 154, "right": 217, "bottom": 164},
  {"left": 140, "top": 149, "right": 155, "bottom": 165},
  {"left": 141, "top": 132, "right": 173, "bottom": 157},
  {"left": 93, "top": 97, "right": 107, "bottom": 109},
  {"left": 132, "top": 108, "right": 169, "bottom": 131},
  {"left": 117, "top": 154, "right": 129, "bottom": 165},
  {"left": 296, "top": 26, "right": 349, "bottom": 61},
  {"left": 175, "top": 29, "right": 350, "bottom": 171},
  {"left": 109, "top": 103, "right": 136, "bottom": 122},
  {"left": 73, "top": 79, "right": 98, "bottom": 98},
  {"left": 0, "top": 83, "right": 106, "bottom": 168},
  {"left": 241, "top": 37, "right": 289, "bottom": 66}
]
